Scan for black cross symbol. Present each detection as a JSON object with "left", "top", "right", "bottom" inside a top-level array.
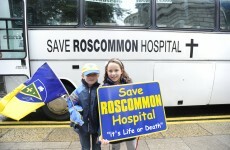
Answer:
[{"left": 186, "top": 39, "right": 198, "bottom": 58}]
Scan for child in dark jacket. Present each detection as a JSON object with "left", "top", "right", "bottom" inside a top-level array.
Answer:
[
  {"left": 100, "top": 58, "right": 136, "bottom": 150},
  {"left": 67, "top": 63, "right": 101, "bottom": 150}
]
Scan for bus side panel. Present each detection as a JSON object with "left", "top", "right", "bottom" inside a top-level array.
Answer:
[
  {"left": 30, "top": 61, "right": 82, "bottom": 87},
  {"left": 210, "top": 63, "right": 230, "bottom": 104},
  {"left": 154, "top": 62, "right": 215, "bottom": 106},
  {"left": 30, "top": 61, "right": 154, "bottom": 87},
  {"left": 121, "top": 61, "right": 154, "bottom": 83},
  {"left": 0, "top": 60, "right": 28, "bottom": 74}
]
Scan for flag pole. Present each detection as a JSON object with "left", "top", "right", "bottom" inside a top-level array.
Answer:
[{"left": 60, "top": 84, "right": 83, "bottom": 126}]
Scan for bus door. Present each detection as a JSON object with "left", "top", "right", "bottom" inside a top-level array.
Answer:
[{"left": 0, "top": 0, "right": 30, "bottom": 97}]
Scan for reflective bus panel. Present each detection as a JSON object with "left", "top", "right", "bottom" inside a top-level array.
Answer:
[
  {"left": 84, "top": 0, "right": 151, "bottom": 27},
  {"left": 156, "top": 0, "right": 215, "bottom": 29},
  {"left": 27, "top": 0, "right": 79, "bottom": 26},
  {"left": 220, "top": 0, "right": 230, "bottom": 30}
]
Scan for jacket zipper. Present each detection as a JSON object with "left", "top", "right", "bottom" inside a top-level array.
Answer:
[{"left": 88, "top": 88, "right": 91, "bottom": 132}]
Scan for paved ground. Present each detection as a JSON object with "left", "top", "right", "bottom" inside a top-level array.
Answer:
[{"left": 0, "top": 121, "right": 230, "bottom": 150}]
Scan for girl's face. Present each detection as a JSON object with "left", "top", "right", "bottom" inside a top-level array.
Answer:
[{"left": 107, "top": 62, "right": 123, "bottom": 84}]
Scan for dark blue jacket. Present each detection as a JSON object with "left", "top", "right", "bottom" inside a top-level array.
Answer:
[{"left": 69, "top": 79, "right": 100, "bottom": 134}]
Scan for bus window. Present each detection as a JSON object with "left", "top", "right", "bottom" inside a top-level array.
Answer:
[
  {"left": 156, "top": 0, "right": 215, "bottom": 30},
  {"left": 220, "top": 0, "right": 230, "bottom": 31},
  {"left": 27, "top": 0, "right": 79, "bottom": 26},
  {"left": 0, "top": 0, "right": 25, "bottom": 59},
  {"left": 84, "top": 0, "right": 151, "bottom": 27}
]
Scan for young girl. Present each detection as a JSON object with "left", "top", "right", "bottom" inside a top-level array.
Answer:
[{"left": 102, "top": 58, "right": 136, "bottom": 150}]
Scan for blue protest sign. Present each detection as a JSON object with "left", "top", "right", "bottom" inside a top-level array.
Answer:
[{"left": 97, "top": 82, "right": 167, "bottom": 142}]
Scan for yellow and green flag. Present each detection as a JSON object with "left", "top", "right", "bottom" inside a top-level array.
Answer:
[{"left": 0, "top": 63, "right": 67, "bottom": 121}]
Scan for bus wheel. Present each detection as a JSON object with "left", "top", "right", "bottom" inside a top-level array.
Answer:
[
  {"left": 42, "top": 82, "right": 75, "bottom": 121},
  {"left": 42, "top": 96, "right": 70, "bottom": 121}
]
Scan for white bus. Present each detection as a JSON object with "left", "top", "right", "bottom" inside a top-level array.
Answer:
[{"left": 0, "top": 0, "right": 230, "bottom": 120}]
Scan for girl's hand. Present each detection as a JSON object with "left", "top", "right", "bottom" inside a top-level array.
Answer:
[{"left": 99, "top": 136, "right": 110, "bottom": 145}]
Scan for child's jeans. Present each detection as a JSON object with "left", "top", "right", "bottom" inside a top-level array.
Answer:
[
  {"left": 111, "top": 139, "right": 136, "bottom": 150},
  {"left": 77, "top": 128, "right": 101, "bottom": 150}
]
